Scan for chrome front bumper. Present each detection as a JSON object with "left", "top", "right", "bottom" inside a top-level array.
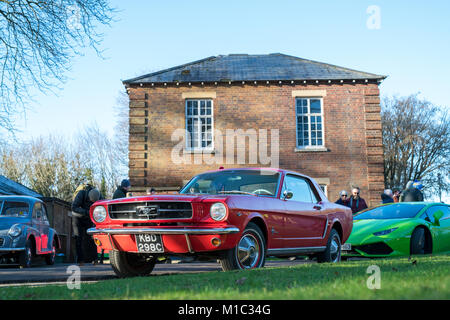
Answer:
[
  {"left": 87, "top": 227, "right": 240, "bottom": 253},
  {"left": 87, "top": 227, "right": 240, "bottom": 235}
]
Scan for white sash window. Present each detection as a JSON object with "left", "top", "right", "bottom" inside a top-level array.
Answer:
[{"left": 185, "top": 99, "right": 213, "bottom": 150}]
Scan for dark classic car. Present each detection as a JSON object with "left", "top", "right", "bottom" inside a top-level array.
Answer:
[
  {"left": 0, "top": 196, "right": 60, "bottom": 267},
  {"left": 88, "top": 168, "right": 353, "bottom": 277}
]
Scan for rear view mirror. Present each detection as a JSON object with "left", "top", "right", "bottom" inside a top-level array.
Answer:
[
  {"left": 283, "top": 190, "right": 294, "bottom": 200},
  {"left": 433, "top": 210, "right": 444, "bottom": 226}
]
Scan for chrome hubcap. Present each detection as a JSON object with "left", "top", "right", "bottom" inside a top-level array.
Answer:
[
  {"left": 237, "top": 234, "right": 260, "bottom": 269},
  {"left": 26, "top": 247, "right": 32, "bottom": 265},
  {"left": 330, "top": 236, "right": 340, "bottom": 262}
]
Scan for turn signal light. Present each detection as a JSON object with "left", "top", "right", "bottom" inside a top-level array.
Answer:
[{"left": 211, "top": 237, "right": 221, "bottom": 247}]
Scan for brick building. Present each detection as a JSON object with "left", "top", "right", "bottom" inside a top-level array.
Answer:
[{"left": 123, "top": 53, "right": 386, "bottom": 206}]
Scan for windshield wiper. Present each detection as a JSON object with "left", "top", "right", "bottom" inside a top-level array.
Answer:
[{"left": 217, "top": 191, "right": 257, "bottom": 196}]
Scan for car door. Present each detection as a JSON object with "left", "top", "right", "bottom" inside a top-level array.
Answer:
[
  {"left": 31, "top": 202, "right": 44, "bottom": 253},
  {"left": 281, "top": 174, "right": 328, "bottom": 248},
  {"left": 39, "top": 204, "right": 51, "bottom": 252},
  {"left": 424, "top": 205, "right": 450, "bottom": 253}
]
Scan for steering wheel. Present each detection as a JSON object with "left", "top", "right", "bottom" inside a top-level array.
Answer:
[{"left": 253, "top": 189, "right": 273, "bottom": 195}]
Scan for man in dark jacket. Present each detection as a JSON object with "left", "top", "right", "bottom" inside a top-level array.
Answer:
[
  {"left": 71, "top": 186, "right": 101, "bottom": 265},
  {"left": 400, "top": 181, "right": 424, "bottom": 202},
  {"left": 113, "top": 179, "right": 131, "bottom": 199},
  {"left": 349, "top": 187, "right": 368, "bottom": 214}
]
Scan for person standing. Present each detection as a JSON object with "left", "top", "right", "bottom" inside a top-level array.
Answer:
[
  {"left": 381, "top": 189, "right": 394, "bottom": 204},
  {"left": 349, "top": 187, "right": 368, "bottom": 214},
  {"left": 400, "top": 180, "right": 424, "bottom": 202},
  {"left": 113, "top": 179, "right": 131, "bottom": 199},
  {"left": 71, "top": 185, "right": 101, "bottom": 265},
  {"left": 335, "top": 190, "right": 350, "bottom": 207},
  {"left": 393, "top": 188, "right": 401, "bottom": 203}
]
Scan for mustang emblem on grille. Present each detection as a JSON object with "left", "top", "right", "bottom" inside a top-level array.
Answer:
[{"left": 136, "top": 205, "right": 159, "bottom": 217}]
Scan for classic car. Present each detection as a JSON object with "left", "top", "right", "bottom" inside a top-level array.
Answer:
[
  {"left": 0, "top": 196, "right": 60, "bottom": 267},
  {"left": 342, "top": 202, "right": 450, "bottom": 258},
  {"left": 88, "top": 168, "right": 353, "bottom": 277}
]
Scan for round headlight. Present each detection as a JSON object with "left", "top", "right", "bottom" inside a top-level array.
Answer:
[
  {"left": 93, "top": 206, "right": 107, "bottom": 223},
  {"left": 210, "top": 203, "right": 227, "bottom": 221},
  {"left": 8, "top": 224, "right": 22, "bottom": 237}
]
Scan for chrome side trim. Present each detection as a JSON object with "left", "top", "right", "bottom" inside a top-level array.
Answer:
[
  {"left": 267, "top": 246, "right": 326, "bottom": 256},
  {"left": 87, "top": 227, "right": 240, "bottom": 236},
  {"left": 322, "top": 218, "right": 329, "bottom": 239}
]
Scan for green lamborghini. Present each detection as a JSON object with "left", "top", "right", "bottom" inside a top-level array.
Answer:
[{"left": 342, "top": 202, "right": 450, "bottom": 258}]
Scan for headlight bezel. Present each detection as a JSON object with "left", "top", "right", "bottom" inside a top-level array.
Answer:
[
  {"left": 8, "top": 224, "right": 22, "bottom": 237},
  {"left": 92, "top": 206, "right": 107, "bottom": 223},
  {"left": 210, "top": 202, "right": 227, "bottom": 222},
  {"left": 373, "top": 227, "right": 398, "bottom": 236}
]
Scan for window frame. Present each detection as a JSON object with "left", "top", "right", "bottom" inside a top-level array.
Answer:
[
  {"left": 185, "top": 98, "right": 214, "bottom": 152},
  {"left": 282, "top": 174, "right": 320, "bottom": 204},
  {"left": 295, "top": 97, "right": 325, "bottom": 149},
  {"left": 319, "top": 184, "right": 328, "bottom": 197}
]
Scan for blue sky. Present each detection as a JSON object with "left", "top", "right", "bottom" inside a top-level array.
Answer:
[{"left": 15, "top": 0, "right": 450, "bottom": 140}]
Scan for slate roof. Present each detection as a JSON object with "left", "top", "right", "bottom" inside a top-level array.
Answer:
[
  {"left": 0, "top": 175, "right": 42, "bottom": 197},
  {"left": 123, "top": 53, "right": 386, "bottom": 84}
]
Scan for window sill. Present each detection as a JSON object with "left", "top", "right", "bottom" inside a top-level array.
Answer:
[
  {"left": 294, "top": 147, "right": 328, "bottom": 153},
  {"left": 183, "top": 149, "right": 216, "bottom": 154}
]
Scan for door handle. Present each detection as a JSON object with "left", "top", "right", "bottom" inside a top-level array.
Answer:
[{"left": 313, "top": 205, "right": 322, "bottom": 210}]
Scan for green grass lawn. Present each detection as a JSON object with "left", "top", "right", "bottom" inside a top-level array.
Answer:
[{"left": 2, "top": 254, "right": 449, "bottom": 300}]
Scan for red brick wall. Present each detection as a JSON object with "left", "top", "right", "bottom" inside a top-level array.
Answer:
[{"left": 126, "top": 81, "right": 384, "bottom": 206}]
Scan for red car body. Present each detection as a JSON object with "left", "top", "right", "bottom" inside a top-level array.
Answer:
[{"left": 88, "top": 168, "right": 352, "bottom": 277}]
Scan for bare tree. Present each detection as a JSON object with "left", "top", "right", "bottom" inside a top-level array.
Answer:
[
  {"left": 75, "top": 121, "right": 126, "bottom": 198},
  {"left": 0, "top": 0, "right": 114, "bottom": 134},
  {"left": 0, "top": 121, "right": 127, "bottom": 201},
  {"left": 0, "top": 142, "right": 27, "bottom": 182},
  {"left": 382, "top": 94, "right": 450, "bottom": 198}
]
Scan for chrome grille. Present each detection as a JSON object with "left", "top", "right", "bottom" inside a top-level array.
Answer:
[{"left": 108, "top": 202, "right": 193, "bottom": 220}]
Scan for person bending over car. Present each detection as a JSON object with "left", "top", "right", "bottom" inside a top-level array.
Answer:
[{"left": 71, "top": 185, "right": 102, "bottom": 265}]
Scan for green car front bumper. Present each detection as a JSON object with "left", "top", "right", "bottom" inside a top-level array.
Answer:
[{"left": 342, "top": 234, "right": 412, "bottom": 258}]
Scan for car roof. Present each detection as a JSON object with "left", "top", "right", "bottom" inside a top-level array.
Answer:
[
  {"left": 0, "top": 195, "right": 42, "bottom": 204},
  {"left": 197, "top": 167, "right": 315, "bottom": 179},
  {"left": 190, "top": 167, "right": 328, "bottom": 201}
]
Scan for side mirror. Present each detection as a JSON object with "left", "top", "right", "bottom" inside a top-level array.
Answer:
[
  {"left": 283, "top": 190, "right": 294, "bottom": 200},
  {"left": 433, "top": 210, "right": 444, "bottom": 226}
]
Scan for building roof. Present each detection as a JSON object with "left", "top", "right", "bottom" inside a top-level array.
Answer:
[
  {"left": 123, "top": 53, "right": 386, "bottom": 84},
  {"left": 0, "top": 175, "right": 42, "bottom": 197}
]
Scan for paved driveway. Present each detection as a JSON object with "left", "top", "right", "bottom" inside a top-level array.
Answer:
[{"left": 0, "top": 258, "right": 311, "bottom": 287}]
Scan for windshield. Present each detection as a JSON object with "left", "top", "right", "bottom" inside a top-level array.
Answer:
[
  {"left": 0, "top": 201, "right": 30, "bottom": 218},
  {"left": 180, "top": 170, "right": 280, "bottom": 196},
  {"left": 354, "top": 203, "right": 425, "bottom": 220}
]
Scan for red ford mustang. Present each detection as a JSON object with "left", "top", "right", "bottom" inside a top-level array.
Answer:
[{"left": 88, "top": 168, "right": 352, "bottom": 277}]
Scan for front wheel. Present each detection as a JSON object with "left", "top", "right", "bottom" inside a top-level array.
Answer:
[
  {"left": 109, "top": 250, "right": 156, "bottom": 278},
  {"left": 317, "top": 229, "right": 341, "bottom": 263},
  {"left": 410, "top": 227, "right": 427, "bottom": 255},
  {"left": 220, "top": 222, "right": 266, "bottom": 271},
  {"left": 19, "top": 239, "right": 33, "bottom": 268}
]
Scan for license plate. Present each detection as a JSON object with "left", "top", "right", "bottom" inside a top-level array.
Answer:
[
  {"left": 135, "top": 234, "right": 164, "bottom": 253},
  {"left": 341, "top": 243, "right": 352, "bottom": 251}
]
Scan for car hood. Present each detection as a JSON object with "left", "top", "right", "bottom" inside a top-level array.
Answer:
[
  {"left": 0, "top": 217, "right": 28, "bottom": 230},
  {"left": 94, "top": 194, "right": 232, "bottom": 206},
  {"left": 347, "top": 218, "right": 414, "bottom": 244}
]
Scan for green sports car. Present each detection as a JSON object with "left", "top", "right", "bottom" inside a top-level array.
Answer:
[{"left": 342, "top": 202, "right": 450, "bottom": 258}]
